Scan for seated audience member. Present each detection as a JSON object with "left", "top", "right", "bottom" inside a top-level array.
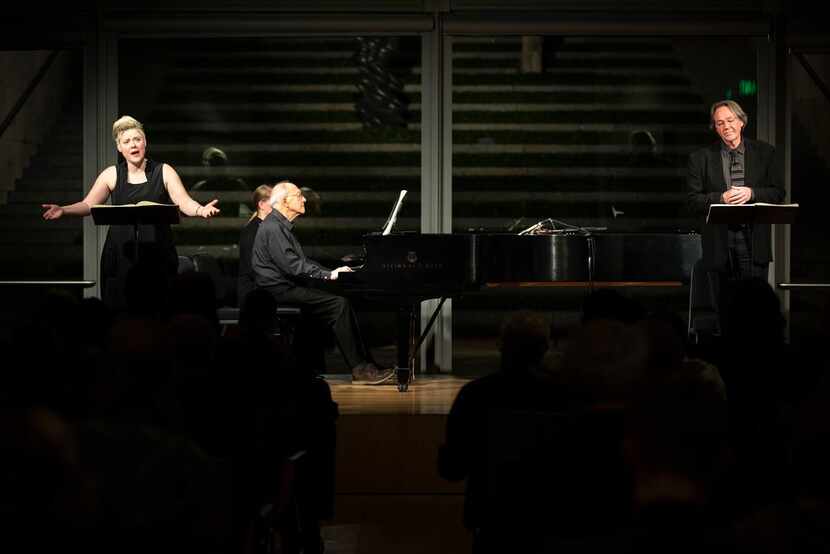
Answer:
[{"left": 623, "top": 378, "right": 734, "bottom": 553}]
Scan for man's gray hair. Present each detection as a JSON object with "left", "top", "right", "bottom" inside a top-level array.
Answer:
[
  {"left": 269, "top": 180, "right": 294, "bottom": 207},
  {"left": 710, "top": 100, "right": 748, "bottom": 129}
]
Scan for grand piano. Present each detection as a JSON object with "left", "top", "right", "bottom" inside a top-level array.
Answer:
[{"left": 332, "top": 230, "right": 701, "bottom": 391}]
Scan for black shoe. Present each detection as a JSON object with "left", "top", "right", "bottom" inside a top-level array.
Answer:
[{"left": 351, "top": 362, "right": 395, "bottom": 385}]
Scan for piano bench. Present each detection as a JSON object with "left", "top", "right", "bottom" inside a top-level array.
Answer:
[{"left": 217, "top": 306, "right": 303, "bottom": 341}]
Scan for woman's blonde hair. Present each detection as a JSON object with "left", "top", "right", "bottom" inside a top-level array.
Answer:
[
  {"left": 248, "top": 184, "right": 274, "bottom": 222},
  {"left": 112, "top": 115, "right": 145, "bottom": 143}
]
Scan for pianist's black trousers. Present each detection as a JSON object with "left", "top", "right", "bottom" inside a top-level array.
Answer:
[{"left": 263, "top": 285, "right": 370, "bottom": 371}]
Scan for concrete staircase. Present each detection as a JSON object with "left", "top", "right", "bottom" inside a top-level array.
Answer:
[
  {"left": 0, "top": 108, "right": 83, "bottom": 280},
  {"left": 0, "top": 36, "right": 711, "bottom": 349},
  {"left": 137, "top": 36, "right": 709, "bottom": 271},
  {"left": 142, "top": 37, "right": 420, "bottom": 268}
]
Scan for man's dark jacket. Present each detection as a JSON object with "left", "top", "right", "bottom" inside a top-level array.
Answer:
[{"left": 686, "top": 138, "right": 785, "bottom": 272}]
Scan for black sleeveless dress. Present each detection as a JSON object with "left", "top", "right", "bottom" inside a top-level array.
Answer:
[{"left": 100, "top": 158, "right": 178, "bottom": 310}]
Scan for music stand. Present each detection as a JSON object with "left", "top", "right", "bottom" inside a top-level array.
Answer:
[
  {"left": 91, "top": 203, "right": 180, "bottom": 264},
  {"left": 706, "top": 203, "right": 798, "bottom": 225}
]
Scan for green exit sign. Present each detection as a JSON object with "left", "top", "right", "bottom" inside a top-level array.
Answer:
[
  {"left": 739, "top": 80, "right": 757, "bottom": 96},
  {"left": 725, "top": 80, "right": 757, "bottom": 99}
]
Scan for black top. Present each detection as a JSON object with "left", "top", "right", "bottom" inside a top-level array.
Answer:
[
  {"left": 237, "top": 216, "right": 262, "bottom": 305},
  {"left": 100, "top": 158, "right": 177, "bottom": 310},
  {"left": 251, "top": 210, "right": 331, "bottom": 292}
]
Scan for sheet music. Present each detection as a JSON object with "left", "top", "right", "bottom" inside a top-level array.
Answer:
[
  {"left": 382, "top": 190, "right": 407, "bottom": 236},
  {"left": 706, "top": 202, "right": 799, "bottom": 224}
]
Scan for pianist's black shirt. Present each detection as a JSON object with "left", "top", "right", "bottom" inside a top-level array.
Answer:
[{"left": 252, "top": 209, "right": 332, "bottom": 292}]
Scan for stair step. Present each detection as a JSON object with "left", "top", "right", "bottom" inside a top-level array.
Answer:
[
  {"left": 453, "top": 51, "right": 679, "bottom": 60},
  {"left": 152, "top": 143, "right": 700, "bottom": 156},
  {"left": 0, "top": 242, "right": 82, "bottom": 259},
  {"left": 148, "top": 128, "right": 705, "bottom": 147},
  {"left": 153, "top": 122, "right": 369, "bottom": 132},
  {"left": 28, "top": 152, "right": 82, "bottom": 166},
  {"left": 173, "top": 212, "right": 693, "bottom": 239},
  {"left": 0, "top": 212, "right": 81, "bottom": 230},
  {"left": 158, "top": 88, "right": 702, "bottom": 105},
  {"left": 148, "top": 128, "right": 419, "bottom": 144},
  {"left": 150, "top": 149, "right": 685, "bottom": 165},
  {"left": 177, "top": 50, "right": 356, "bottom": 61},
  {"left": 166, "top": 65, "right": 687, "bottom": 78},
  {"left": 150, "top": 120, "right": 703, "bottom": 132},
  {"left": 149, "top": 121, "right": 703, "bottom": 136},
  {"left": 453, "top": 37, "right": 672, "bottom": 46},
  {"left": 451, "top": 67, "right": 688, "bottom": 77},
  {"left": 452, "top": 122, "right": 701, "bottom": 131},
  {"left": 166, "top": 164, "right": 687, "bottom": 180},
  {"left": 451, "top": 103, "right": 701, "bottom": 112},
  {"left": 172, "top": 164, "right": 681, "bottom": 179},
  {"left": 451, "top": 84, "right": 694, "bottom": 92},
  {"left": 1, "top": 202, "right": 84, "bottom": 216},
  {"left": 177, "top": 216, "right": 416, "bottom": 232},
  {"left": 454, "top": 58, "right": 682, "bottom": 70},
  {"left": 0, "top": 228, "right": 81, "bottom": 243},
  {"left": 8, "top": 190, "right": 80, "bottom": 203},
  {"left": 152, "top": 101, "right": 702, "bottom": 113},
  {"left": 168, "top": 50, "right": 679, "bottom": 64},
  {"left": 17, "top": 167, "right": 83, "bottom": 180},
  {"left": 167, "top": 82, "right": 694, "bottom": 94},
  {"left": 154, "top": 143, "right": 422, "bottom": 155},
  {"left": 188, "top": 189, "right": 686, "bottom": 204},
  {"left": 165, "top": 38, "right": 358, "bottom": 52},
  {"left": 452, "top": 166, "right": 685, "bottom": 178},
  {"left": 14, "top": 178, "right": 83, "bottom": 191}
]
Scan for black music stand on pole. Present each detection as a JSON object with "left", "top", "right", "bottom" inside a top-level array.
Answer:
[
  {"left": 706, "top": 203, "right": 798, "bottom": 225},
  {"left": 90, "top": 203, "right": 180, "bottom": 264}
]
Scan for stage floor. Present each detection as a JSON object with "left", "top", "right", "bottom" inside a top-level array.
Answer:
[
  {"left": 325, "top": 374, "right": 470, "bottom": 415},
  {"left": 325, "top": 373, "right": 471, "bottom": 554}
]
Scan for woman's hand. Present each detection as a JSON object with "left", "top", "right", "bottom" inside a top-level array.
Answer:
[
  {"left": 197, "top": 199, "right": 220, "bottom": 218},
  {"left": 42, "top": 204, "right": 64, "bottom": 220}
]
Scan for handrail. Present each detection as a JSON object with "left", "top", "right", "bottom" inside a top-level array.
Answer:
[
  {"left": 777, "top": 283, "right": 830, "bottom": 289},
  {"left": 0, "top": 50, "right": 60, "bottom": 141},
  {"left": 0, "top": 280, "right": 96, "bottom": 288}
]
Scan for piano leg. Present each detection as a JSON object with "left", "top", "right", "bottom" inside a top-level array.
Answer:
[
  {"left": 394, "top": 297, "right": 449, "bottom": 392},
  {"left": 395, "top": 306, "right": 413, "bottom": 392}
]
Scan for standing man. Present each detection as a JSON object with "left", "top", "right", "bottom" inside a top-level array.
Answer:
[
  {"left": 252, "top": 181, "right": 394, "bottom": 384},
  {"left": 686, "top": 100, "right": 785, "bottom": 330}
]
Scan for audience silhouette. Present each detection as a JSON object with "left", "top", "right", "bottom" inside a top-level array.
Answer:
[
  {"left": 439, "top": 285, "right": 824, "bottom": 554},
  {"left": 3, "top": 273, "right": 826, "bottom": 554}
]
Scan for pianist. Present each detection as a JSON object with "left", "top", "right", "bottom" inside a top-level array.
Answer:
[{"left": 252, "top": 181, "right": 394, "bottom": 385}]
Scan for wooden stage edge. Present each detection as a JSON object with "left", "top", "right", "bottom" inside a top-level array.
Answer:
[{"left": 325, "top": 374, "right": 470, "bottom": 415}]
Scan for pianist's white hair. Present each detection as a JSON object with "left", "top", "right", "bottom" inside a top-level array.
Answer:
[{"left": 269, "top": 181, "right": 295, "bottom": 207}]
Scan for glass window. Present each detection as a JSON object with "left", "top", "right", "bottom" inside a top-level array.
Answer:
[
  {"left": 790, "top": 52, "right": 830, "bottom": 346},
  {"left": 0, "top": 50, "right": 83, "bottom": 281},
  {"left": 450, "top": 35, "right": 759, "bottom": 373},
  {"left": 119, "top": 36, "right": 422, "bottom": 371}
]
